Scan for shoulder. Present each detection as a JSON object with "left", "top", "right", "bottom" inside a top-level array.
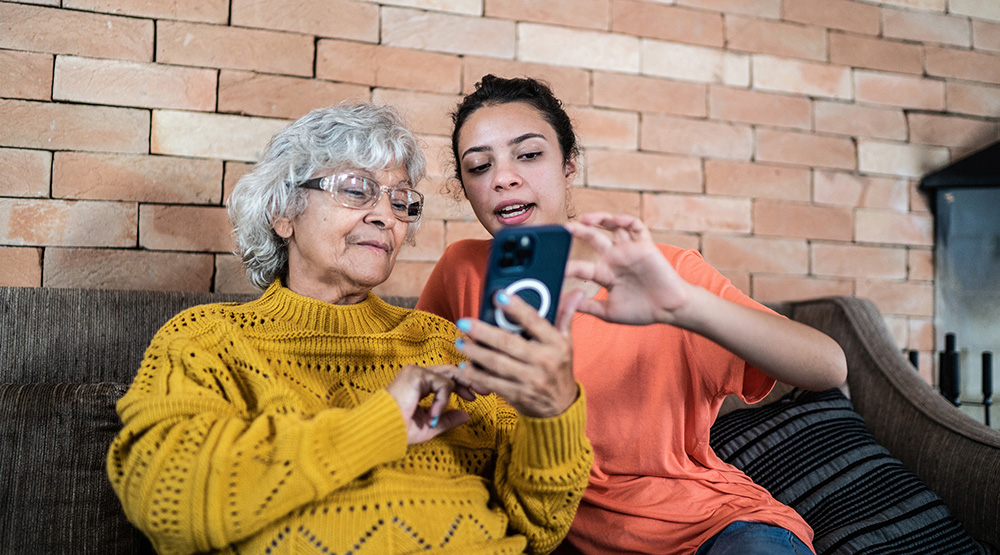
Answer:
[{"left": 440, "top": 238, "right": 491, "bottom": 265}]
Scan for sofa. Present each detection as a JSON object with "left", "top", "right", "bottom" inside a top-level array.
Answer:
[{"left": 1, "top": 285, "right": 997, "bottom": 554}]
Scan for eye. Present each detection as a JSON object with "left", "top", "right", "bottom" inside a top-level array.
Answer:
[
  {"left": 519, "top": 151, "right": 542, "bottom": 160},
  {"left": 466, "top": 162, "right": 491, "bottom": 175}
]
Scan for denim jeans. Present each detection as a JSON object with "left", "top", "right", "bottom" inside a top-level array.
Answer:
[{"left": 696, "top": 521, "right": 813, "bottom": 555}]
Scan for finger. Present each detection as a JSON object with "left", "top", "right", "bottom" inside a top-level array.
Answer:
[
  {"left": 555, "top": 288, "right": 585, "bottom": 336},
  {"left": 565, "top": 221, "right": 614, "bottom": 252},
  {"left": 493, "top": 289, "right": 555, "bottom": 341},
  {"left": 430, "top": 409, "right": 471, "bottom": 431},
  {"left": 564, "top": 259, "right": 598, "bottom": 283}
]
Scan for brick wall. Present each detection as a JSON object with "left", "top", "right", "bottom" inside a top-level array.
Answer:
[{"left": 2, "top": 0, "right": 999, "bottom": 382}]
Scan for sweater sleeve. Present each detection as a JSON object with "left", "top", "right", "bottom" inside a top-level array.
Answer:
[
  {"left": 106, "top": 328, "right": 408, "bottom": 555},
  {"left": 492, "top": 388, "right": 593, "bottom": 555}
]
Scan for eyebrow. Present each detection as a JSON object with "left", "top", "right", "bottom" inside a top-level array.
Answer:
[{"left": 461, "top": 132, "right": 547, "bottom": 160}]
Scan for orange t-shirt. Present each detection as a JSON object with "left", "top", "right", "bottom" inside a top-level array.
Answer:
[{"left": 416, "top": 239, "right": 814, "bottom": 555}]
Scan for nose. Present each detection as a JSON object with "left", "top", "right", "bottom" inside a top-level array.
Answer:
[
  {"left": 363, "top": 190, "right": 397, "bottom": 229},
  {"left": 491, "top": 159, "right": 522, "bottom": 191}
]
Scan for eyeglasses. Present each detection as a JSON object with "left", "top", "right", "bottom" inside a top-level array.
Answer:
[{"left": 298, "top": 173, "right": 424, "bottom": 222}]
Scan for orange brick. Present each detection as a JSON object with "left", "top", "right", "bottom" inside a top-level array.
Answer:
[
  {"left": 701, "top": 234, "right": 808, "bottom": 273},
  {"left": 519, "top": 22, "right": 640, "bottom": 73},
  {"left": 0, "top": 148, "right": 51, "bottom": 198},
  {"left": 586, "top": 150, "right": 702, "bottom": 193},
  {"left": 232, "top": 0, "right": 378, "bottom": 42},
  {"left": 612, "top": 0, "right": 724, "bottom": 47},
  {"left": 856, "top": 278, "right": 933, "bottom": 317},
  {"left": 719, "top": 269, "right": 751, "bottom": 296},
  {"left": 752, "top": 55, "right": 851, "bottom": 99},
  {"left": 157, "top": 21, "right": 314, "bottom": 77},
  {"left": 751, "top": 275, "right": 854, "bottom": 304},
  {"left": 909, "top": 248, "right": 934, "bottom": 281},
  {"left": 830, "top": 33, "right": 924, "bottom": 75},
  {"left": 214, "top": 254, "right": 259, "bottom": 294},
  {"left": 907, "top": 317, "right": 934, "bottom": 352},
  {"left": 399, "top": 219, "right": 446, "bottom": 262},
  {"left": 708, "top": 86, "right": 811, "bottom": 130},
  {"left": 643, "top": 193, "right": 751, "bottom": 233},
  {"left": 674, "top": 0, "right": 779, "bottom": 17},
  {"left": 443, "top": 220, "right": 493, "bottom": 244},
  {"left": 946, "top": 81, "right": 1000, "bottom": 118},
  {"left": 223, "top": 162, "right": 254, "bottom": 204},
  {"left": 883, "top": 8, "right": 971, "bottom": 48},
  {"left": 151, "top": 110, "right": 290, "bottom": 162},
  {"left": 219, "top": 70, "right": 370, "bottom": 120},
  {"left": 571, "top": 187, "right": 642, "bottom": 219},
  {"left": 569, "top": 107, "right": 640, "bottom": 150},
  {"left": 382, "top": 7, "right": 515, "bottom": 59},
  {"left": 813, "top": 171, "right": 909, "bottom": 211},
  {"left": 854, "top": 70, "right": 945, "bottom": 110},
  {"left": 63, "top": 0, "right": 228, "bottom": 23},
  {"left": 53, "top": 152, "right": 222, "bottom": 204},
  {"left": 753, "top": 200, "right": 853, "bottom": 241},
  {"left": 0, "top": 3, "right": 152, "bottom": 61},
  {"left": 0, "top": 50, "right": 52, "bottom": 101},
  {"left": 925, "top": 45, "right": 1000, "bottom": 85},
  {"left": 419, "top": 137, "right": 454, "bottom": 180},
  {"left": 373, "top": 260, "right": 436, "bottom": 298},
  {"left": 811, "top": 243, "right": 907, "bottom": 279},
  {"left": 316, "top": 42, "right": 461, "bottom": 94},
  {"left": 974, "top": 19, "right": 1000, "bottom": 52},
  {"left": 725, "top": 15, "right": 826, "bottom": 61},
  {"left": 649, "top": 230, "right": 701, "bottom": 251},
  {"left": 755, "top": 129, "right": 856, "bottom": 171},
  {"left": 486, "top": 0, "right": 610, "bottom": 31},
  {"left": 460, "top": 58, "right": 591, "bottom": 106},
  {"left": 139, "top": 205, "right": 234, "bottom": 252},
  {"left": 43, "top": 247, "right": 214, "bottom": 291},
  {"left": 54, "top": 56, "right": 216, "bottom": 111},
  {"left": 0, "top": 246, "right": 43, "bottom": 287},
  {"left": 641, "top": 114, "right": 752, "bottom": 159},
  {"left": 0, "top": 198, "right": 136, "bottom": 247},
  {"left": 642, "top": 41, "right": 749, "bottom": 86},
  {"left": 593, "top": 73, "right": 707, "bottom": 118},
  {"left": 704, "top": 160, "right": 810, "bottom": 201},
  {"left": 908, "top": 113, "right": 1000, "bottom": 149},
  {"left": 858, "top": 140, "right": 950, "bottom": 178},
  {"left": 0, "top": 99, "right": 149, "bottom": 153},
  {"left": 782, "top": 0, "right": 880, "bottom": 35},
  {"left": 370, "top": 89, "right": 461, "bottom": 137},
  {"left": 421, "top": 183, "right": 478, "bottom": 222},
  {"left": 813, "top": 101, "right": 907, "bottom": 140},
  {"left": 856, "top": 208, "right": 933, "bottom": 247}
]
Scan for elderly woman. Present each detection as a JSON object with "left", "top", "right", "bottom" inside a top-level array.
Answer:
[{"left": 106, "top": 102, "right": 592, "bottom": 555}]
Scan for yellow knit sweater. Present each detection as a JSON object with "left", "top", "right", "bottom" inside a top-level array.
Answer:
[{"left": 107, "top": 282, "right": 592, "bottom": 555}]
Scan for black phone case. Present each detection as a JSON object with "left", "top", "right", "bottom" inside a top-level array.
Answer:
[{"left": 479, "top": 225, "right": 572, "bottom": 333}]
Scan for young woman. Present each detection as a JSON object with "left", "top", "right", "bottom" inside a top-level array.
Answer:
[{"left": 417, "top": 75, "right": 848, "bottom": 555}]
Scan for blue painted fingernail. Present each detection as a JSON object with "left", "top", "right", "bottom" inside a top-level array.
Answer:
[
  {"left": 497, "top": 291, "right": 511, "bottom": 305},
  {"left": 459, "top": 361, "right": 467, "bottom": 370},
  {"left": 455, "top": 338, "right": 466, "bottom": 350},
  {"left": 456, "top": 319, "right": 471, "bottom": 332},
  {"left": 430, "top": 415, "right": 439, "bottom": 428}
]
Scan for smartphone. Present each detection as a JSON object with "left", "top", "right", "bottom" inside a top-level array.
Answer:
[{"left": 479, "top": 225, "right": 572, "bottom": 334}]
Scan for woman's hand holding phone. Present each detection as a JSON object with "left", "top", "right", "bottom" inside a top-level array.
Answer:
[{"left": 450, "top": 288, "right": 584, "bottom": 419}]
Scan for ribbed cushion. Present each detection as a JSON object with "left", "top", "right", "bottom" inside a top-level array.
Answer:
[
  {"left": 0, "top": 382, "right": 153, "bottom": 555},
  {"left": 710, "top": 388, "right": 995, "bottom": 555}
]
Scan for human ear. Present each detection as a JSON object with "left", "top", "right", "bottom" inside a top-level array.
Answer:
[
  {"left": 563, "top": 156, "right": 579, "bottom": 185},
  {"left": 273, "top": 217, "right": 294, "bottom": 239}
]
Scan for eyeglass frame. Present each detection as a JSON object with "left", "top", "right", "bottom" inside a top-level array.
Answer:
[{"left": 297, "top": 173, "right": 424, "bottom": 222}]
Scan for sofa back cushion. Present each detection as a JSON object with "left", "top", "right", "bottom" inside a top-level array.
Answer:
[
  {"left": 0, "top": 382, "right": 153, "bottom": 555},
  {"left": 710, "top": 388, "right": 994, "bottom": 555}
]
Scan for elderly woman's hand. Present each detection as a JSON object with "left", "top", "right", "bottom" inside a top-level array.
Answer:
[
  {"left": 449, "top": 289, "right": 584, "bottom": 419},
  {"left": 385, "top": 365, "right": 472, "bottom": 445}
]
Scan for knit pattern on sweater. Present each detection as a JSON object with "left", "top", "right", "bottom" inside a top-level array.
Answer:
[{"left": 107, "top": 282, "right": 592, "bottom": 555}]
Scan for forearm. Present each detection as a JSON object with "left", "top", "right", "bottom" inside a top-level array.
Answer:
[
  {"left": 670, "top": 286, "right": 847, "bottom": 390},
  {"left": 496, "top": 391, "right": 593, "bottom": 554}
]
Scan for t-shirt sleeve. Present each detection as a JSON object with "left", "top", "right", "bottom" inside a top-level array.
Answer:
[
  {"left": 666, "top": 245, "right": 776, "bottom": 404},
  {"left": 416, "top": 240, "right": 488, "bottom": 322}
]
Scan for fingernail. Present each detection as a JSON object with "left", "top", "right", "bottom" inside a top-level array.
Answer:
[
  {"left": 430, "top": 415, "right": 439, "bottom": 428},
  {"left": 497, "top": 291, "right": 511, "bottom": 305},
  {"left": 455, "top": 338, "right": 466, "bottom": 350},
  {"left": 456, "top": 318, "right": 471, "bottom": 332},
  {"left": 459, "top": 361, "right": 467, "bottom": 370}
]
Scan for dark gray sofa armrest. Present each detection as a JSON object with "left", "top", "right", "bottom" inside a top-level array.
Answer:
[{"left": 781, "top": 295, "right": 1000, "bottom": 548}]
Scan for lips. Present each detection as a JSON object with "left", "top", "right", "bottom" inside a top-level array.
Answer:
[
  {"left": 495, "top": 201, "right": 534, "bottom": 225},
  {"left": 353, "top": 238, "right": 392, "bottom": 254}
]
